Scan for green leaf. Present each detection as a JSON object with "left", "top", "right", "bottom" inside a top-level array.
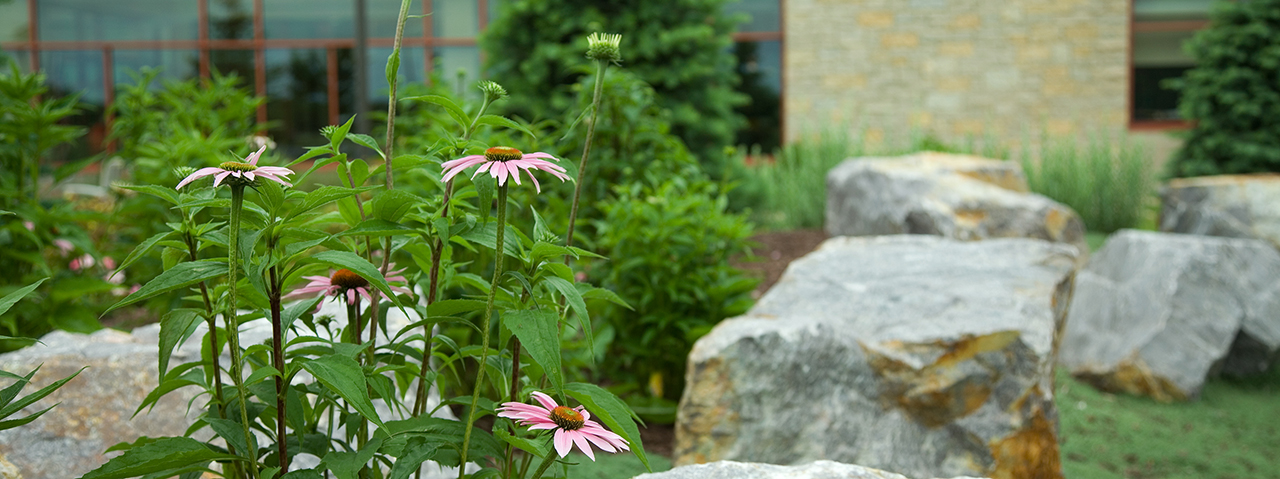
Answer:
[
  {"left": 301, "top": 355, "right": 384, "bottom": 427},
  {"left": 458, "top": 221, "right": 520, "bottom": 258},
  {"left": 529, "top": 242, "right": 573, "bottom": 264},
  {"left": 502, "top": 310, "right": 563, "bottom": 392},
  {"left": 204, "top": 417, "right": 256, "bottom": 460},
  {"left": 347, "top": 133, "right": 385, "bottom": 159},
  {"left": 320, "top": 436, "right": 383, "bottom": 479},
  {"left": 281, "top": 296, "right": 324, "bottom": 332},
  {"left": 0, "top": 404, "right": 56, "bottom": 430},
  {"left": 493, "top": 428, "right": 549, "bottom": 459},
  {"left": 78, "top": 437, "right": 236, "bottom": 479},
  {"left": 370, "top": 189, "right": 424, "bottom": 222},
  {"left": 404, "top": 94, "right": 469, "bottom": 131},
  {"left": 583, "top": 287, "right": 633, "bottom": 310},
  {"left": 329, "top": 115, "right": 355, "bottom": 151},
  {"left": 473, "top": 174, "right": 494, "bottom": 223},
  {"left": 121, "top": 184, "right": 180, "bottom": 205},
  {"left": 542, "top": 277, "right": 591, "bottom": 355},
  {"left": 386, "top": 438, "right": 439, "bottom": 479},
  {"left": 564, "top": 382, "right": 651, "bottom": 472},
  {"left": 281, "top": 469, "right": 324, "bottom": 479},
  {"left": 474, "top": 114, "right": 536, "bottom": 139},
  {"left": 310, "top": 251, "right": 401, "bottom": 309},
  {"left": 0, "top": 278, "right": 47, "bottom": 317},
  {"left": 291, "top": 186, "right": 380, "bottom": 219},
  {"left": 115, "top": 230, "right": 177, "bottom": 275},
  {"left": 104, "top": 261, "right": 228, "bottom": 315},
  {"left": 158, "top": 309, "right": 203, "bottom": 378},
  {"left": 338, "top": 219, "right": 416, "bottom": 237},
  {"left": 425, "top": 299, "right": 486, "bottom": 318}
]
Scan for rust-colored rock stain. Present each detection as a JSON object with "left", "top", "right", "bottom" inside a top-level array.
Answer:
[
  {"left": 1073, "top": 355, "right": 1187, "bottom": 402},
  {"left": 988, "top": 406, "right": 1064, "bottom": 479}
]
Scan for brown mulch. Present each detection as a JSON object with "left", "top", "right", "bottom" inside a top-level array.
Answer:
[{"left": 733, "top": 229, "right": 830, "bottom": 298}]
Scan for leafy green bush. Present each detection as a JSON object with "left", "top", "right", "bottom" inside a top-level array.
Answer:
[
  {"left": 1167, "top": 0, "right": 1280, "bottom": 177},
  {"left": 480, "top": 0, "right": 746, "bottom": 170},
  {"left": 1020, "top": 133, "right": 1156, "bottom": 234},
  {"left": 589, "top": 172, "right": 757, "bottom": 414}
]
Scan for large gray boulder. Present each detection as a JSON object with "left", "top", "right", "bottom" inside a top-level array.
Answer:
[
  {"left": 826, "top": 153, "right": 1086, "bottom": 255},
  {"left": 1059, "top": 230, "right": 1280, "bottom": 401},
  {"left": 1160, "top": 174, "right": 1280, "bottom": 249},
  {"left": 634, "top": 460, "right": 988, "bottom": 479},
  {"left": 0, "top": 328, "right": 203, "bottom": 479},
  {"left": 675, "top": 236, "right": 1076, "bottom": 479}
]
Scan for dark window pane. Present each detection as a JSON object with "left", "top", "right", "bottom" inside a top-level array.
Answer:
[
  {"left": 266, "top": 49, "right": 329, "bottom": 153},
  {"left": 734, "top": 40, "right": 781, "bottom": 151},
  {"left": 211, "top": 49, "right": 256, "bottom": 86},
  {"left": 1134, "top": 0, "right": 1213, "bottom": 22},
  {"left": 1, "top": 48, "right": 31, "bottom": 73},
  {"left": 433, "top": 46, "right": 480, "bottom": 99},
  {"left": 433, "top": 0, "right": 478, "bottom": 38},
  {"left": 725, "top": 0, "right": 780, "bottom": 32},
  {"left": 1134, "top": 30, "right": 1196, "bottom": 67},
  {"left": 368, "top": 0, "right": 424, "bottom": 39},
  {"left": 265, "top": 0, "right": 353, "bottom": 39},
  {"left": 366, "top": 46, "right": 425, "bottom": 104},
  {"left": 0, "top": 1, "right": 28, "bottom": 42},
  {"left": 113, "top": 50, "right": 198, "bottom": 88},
  {"left": 1134, "top": 66, "right": 1191, "bottom": 121},
  {"left": 209, "top": 0, "right": 255, "bottom": 40},
  {"left": 38, "top": 0, "right": 197, "bottom": 41},
  {"left": 41, "top": 50, "right": 105, "bottom": 105}
]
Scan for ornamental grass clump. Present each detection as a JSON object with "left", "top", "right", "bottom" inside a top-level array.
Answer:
[{"left": 79, "top": 10, "right": 649, "bottom": 479}]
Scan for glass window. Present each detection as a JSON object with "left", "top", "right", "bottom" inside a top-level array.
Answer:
[
  {"left": 0, "top": 1, "right": 28, "bottom": 42},
  {"left": 266, "top": 49, "right": 329, "bottom": 152},
  {"left": 367, "top": 46, "right": 426, "bottom": 104},
  {"left": 1133, "top": 30, "right": 1197, "bottom": 121},
  {"left": 1, "top": 49, "right": 30, "bottom": 73},
  {"left": 41, "top": 50, "right": 105, "bottom": 105},
  {"left": 367, "top": 0, "right": 424, "bottom": 39},
  {"left": 1134, "top": 0, "right": 1213, "bottom": 22},
  {"left": 113, "top": 50, "right": 199, "bottom": 88},
  {"left": 433, "top": 0, "right": 478, "bottom": 38},
  {"left": 724, "top": 0, "right": 780, "bottom": 32},
  {"left": 209, "top": 0, "right": 255, "bottom": 40},
  {"left": 38, "top": 0, "right": 198, "bottom": 42},
  {"left": 734, "top": 40, "right": 781, "bottom": 150},
  {"left": 433, "top": 46, "right": 480, "bottom": 99},
  {"left": 211, "top": 49, "right": 256, "bottom": 86},
  {"left": 265, "top": 0, "right": 354, "bottom": 39}
]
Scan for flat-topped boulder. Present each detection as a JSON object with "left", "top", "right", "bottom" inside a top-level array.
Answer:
[
  {"left": 1060, "top": 230, "right": 1280, "bottom": 401},
  {"left": 1160, "top": 174, "right": 1280, "bottom": 249},
  {"left": 826, "top": 153, "right": 1086, "bottom": 255},
  {"left": 634, "top": 460, "right": 989, "bottom": 479},
  {"left": 675, "top": 236, "right": 1076, "bottom": 479}
]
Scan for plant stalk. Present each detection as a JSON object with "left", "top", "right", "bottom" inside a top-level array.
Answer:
[
  {"left": 227, "top": 184, "right": 260, "bottom": 479},
  {"left": 268, "top": 260, "right": 288, "bottom": 472},
  {"left": 457, "top": 184, "right": 508, "bottom": 479},
  {"left": 563, "top": 59, "right": 609, "bottom": 252}
]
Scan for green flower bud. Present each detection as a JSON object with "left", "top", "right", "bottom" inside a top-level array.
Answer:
[
  {"left": 586, "top": 32, "right": 622, "bottom": 64},
  {"left": 478, "top": 80, "right": 508, "bottom": 102}
]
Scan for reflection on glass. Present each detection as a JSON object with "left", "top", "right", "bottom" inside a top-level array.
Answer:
[
  {"left": 266, "top": 49, "right": 329, "bottom": 152},
  {"left": 734, "top": 40, "right": 781, "bottom": 151},
  {"left": 41, "top": 50, "right": 105, "bottom": 105},
  {"left": 0, "top": 1, "right": 28, "bottom": 42},
  {"left": 433, "top": 46, "right": 480, "bottom": 100},
  {"left": 433, "top": 0, "right": 479, "bottom": 38},
  {"left": 113, "top": 50, "right": 199, "bottom": 88},
  {"left": 488, "top": 0, "right": 505, "bottom": 27},
  {"left": 209, "top": 0, "right": 254, "bottom": 40},
  {"left": 1, "top": 49, "right": 30, "bottom": 73},
  {"left": 211, "top": 50, "right": 256, "bottom": 86},
  {"left": 724, "top": 0, "right": 780, "bottom": 32},
  {"left": 367, "top": 47, "right": 425, "bottom": 104},
  {"left": 265, "top": 0, "right": 354, "bottom": 39},
  {"left": 1133, "top": 30, "right": 1197, "bottom": 121},
  {"left": 38, "top": 0, "right": 197, "bottom": 41},
  {"left": 368, "top": 0, "right": 424, "bottom": 38},
  {"left": 1134, "top": 0, "right": 1213, "bottom": 22}
]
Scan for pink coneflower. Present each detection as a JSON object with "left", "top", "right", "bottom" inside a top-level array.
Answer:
[
  {"left": 53, "top": 239, "right": 75, "bottom": 256},
  {"left": 176, "top": 145, "right": 294, "bottom": 190},
  {"left": 284, "top": 265, "right": 413, "bottom": 305},
  {"left": 497, "top": 391, "right": 629, "bottom": 461},
  {"left": 441, "top": 146, "right": 571, "bottom": 193}
]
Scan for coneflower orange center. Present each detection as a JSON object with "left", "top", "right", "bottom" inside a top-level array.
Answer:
[
  {"left": 218, "top": 161, "right": 257, "bottom": 172},
  {"left": 330, "top": 269, "right": 368, "bottom": 289},
  {"left": 484, "top": 146, "right": 523, "bottom": 162},
  {"left": 550, "top": 406, "right": 585, "bottom": 430}
]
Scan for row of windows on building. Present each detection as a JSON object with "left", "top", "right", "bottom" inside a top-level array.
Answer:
[{"left": 0, "top": 0, "right": 1212, "bottom": 155}]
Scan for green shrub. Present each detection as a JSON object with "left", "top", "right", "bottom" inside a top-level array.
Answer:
[
  {"left": 480, "top": 0, "right": 746, "bottom": 171},
  {"left": 590, "top": 172, "right": 757, "bottom": 416},
  {"left": 1020, "top": 133, "right": 1156, "bottom": 234},
  {"left": 1167, "top": 0, "right": 1280, "bottom": 177}
]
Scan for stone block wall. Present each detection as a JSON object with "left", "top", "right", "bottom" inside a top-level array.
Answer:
[{"left": 784, "top": 0, "right": 1129, "bottom": 147}]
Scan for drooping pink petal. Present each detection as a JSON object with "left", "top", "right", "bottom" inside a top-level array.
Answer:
[
  {"left": 553, "top": 429, "right": 573, "bottom": 458},
  {"left": 569, "top": 431, "right": 596, "bottom": 461},
  {"left": 581, "top": 430, "right": 618, "bottom": 453},
  {"left": 176, "top": 167, "right": 225, "bottom": 189},
  {"left": 212, "top": 170, "right": 235, "bottom": 188}
]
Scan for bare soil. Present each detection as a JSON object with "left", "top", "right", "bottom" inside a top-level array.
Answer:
[{"left": 734, "top": 229, "right": 829, "bottom": 298}]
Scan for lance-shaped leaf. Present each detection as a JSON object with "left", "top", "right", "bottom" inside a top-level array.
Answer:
[
  {"left": 564, "top": 382, "right": 651, "bottom": 472},
  {"left": 78, "top": 437, "right": 236, "bottom": 479},
  {"left": 502, "top": 310, "right": 563, "bottom": 392},
  {"left": 310, "top": 251, "right": 402, "bottom": 309},
  {"left": 157, "top": 308, "right": 203, "bottom": 378},
  {"left": 301, "top": 355, "right": 384, "bottom": 427},
  {"left": 0, "top": 278, "right": 46, "bottom": 317},
  {"left": 103, "top": 261, "right": 228, "bottom": 315}
]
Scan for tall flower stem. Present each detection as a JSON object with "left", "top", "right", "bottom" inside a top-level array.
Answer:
[
  {"left": 227, "top": 184, "right": 260, "bottom": 479},
  {"left": 348, "top": 295, "right": 372, "bottom": 479},
  {"left": 528, "top": 451, "right": 558, "bottom": 479},
  {"left": 186, "top": 230, "right": 241, "bottom": 479},
  {"left": 457, "top": 184, "right": 508, "bottom": 479},
  {"left": 563, "top": 59, "right": 609, "bottom": 251},
  {"left": 268, "top": 257, "right": 288, "bottom": 472}
]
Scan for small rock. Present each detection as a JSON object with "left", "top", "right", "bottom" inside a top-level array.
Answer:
[
  {"left": 1160, "top": 174, "right": 1280, "bottom": 249},
  {"left": 633, "top": 460, "right": 989, "bottom": 479},
  {"left": 1059, "top": 230, "right": 1280, "bottom": 401}
]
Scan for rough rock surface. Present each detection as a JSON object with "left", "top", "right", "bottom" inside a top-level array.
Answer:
[
  {"left": 0, "top": 328, "right": 203, "bottom": 479},
  {"left": 0, "top": 454, "right": 20, "bottom": 479},
  {"left": 634, "top": 460, "right": 989, "bottom": 479},
  {"left": 675, "top": 236, "right": 1076, "bottom": 479},
  {"left": 826, "top": 153, "right": 1086, "bottom": 255},
  {"left": 1160, "top": 174, "right": 1280, "bottom": 249},
  {"left": 1059, "top": 230, "right": 1280, "bottom": 401}
]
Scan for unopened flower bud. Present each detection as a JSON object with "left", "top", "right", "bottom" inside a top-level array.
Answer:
[
  {"left": 478, "top": 80, "right": 508, "bottom": 102},
  {"left": 173, "top": 166, "right": 196, "bottom": 179},
  {"left": 586, "top": 32, "right": 622, "bottom": 63}
]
